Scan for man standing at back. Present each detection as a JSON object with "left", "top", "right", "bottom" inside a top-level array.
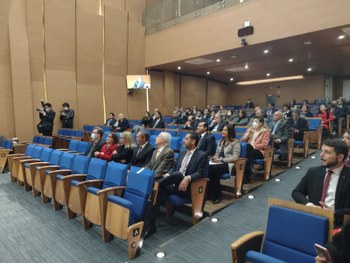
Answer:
[{"left": 292, "top": 139, "right": 350, "bottom": 226}]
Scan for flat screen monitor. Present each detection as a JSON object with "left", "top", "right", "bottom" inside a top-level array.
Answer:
[{"left": 126, "top": 75, "right": 151, "bottom": 89}]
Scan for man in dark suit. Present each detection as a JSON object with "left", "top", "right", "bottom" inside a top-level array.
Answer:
[
  {"left": 130, "top": 131, "right": 155, "bottom": 167},
  {"left": 143, "top": 132, "right": 208, "bottom": 238},
  {"left": 288, "top": 110, "right": 309, "bottom": 141},
  {"left": 112, "top": 113, "right": 129, "bottom": 132},
  {"left": 292, "top": 139, "right": 350, "bottom": 227},
  {"left": 196, "top": 121, "right": 216, "bottom": 157},
  {"left": 104, "top": 112, "right": 116, "bottom": 127},
  {"left": 263, "top": 103, "right": 277, "bottom": 118},
  {"left": 86, "top": 127, "right": 105, "bottom": 158},
  {"left": 150, "top": 111, "right": 165, "bottom": 129},
  {"left": 145, "top": 132, "right": 174, "bottom": 179},
  {"left": 38, "top": 102, "right": 56, "bottom": 136},
  {"left": 269, "top": 110, "right": 292, "bottom": 161},
  {"left": 245, "top": 99, "right": 254, "bottom": 109},
  {"left": 183, "top": 115, "right": 195, "bottom": 131}
]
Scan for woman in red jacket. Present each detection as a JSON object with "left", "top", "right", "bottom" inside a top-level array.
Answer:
[
  {"left": 316, "top": 104, "right": 334, "bottom": 136},
  {"left": 94, "top": 133, "right": 119, "bottom": 161}
]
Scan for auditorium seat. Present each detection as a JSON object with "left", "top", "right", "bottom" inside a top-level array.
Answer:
[
  {"left": 83, "top": 162, "right": 128, "bottom": 241},
  {"left": 253, "top": 146, "right": 274, "bottom": 181},
  {"left": 51, "top": 155, "right": 90, "bottom": 210},
  {"left": 104, "top": 166, "right": 155, "bottom": 259},
  {"left": 231, "top": 198, "right": 333, "bottom": 263},
  {"left": 56, "top": 139, "right": 80, "bottom": 153},
  {"left": 65, "top": 158, "right": 107, "bottom": 219},
  {"left": 7, "top": 144, "right": 35, "bottom": 182},
  {"left": 75, "top": 141, "right": 91, "bottom": 155},
  {"left": 0, "top": 139, "right": 13, "bottom": 173},
  {"left": 305, "top": 117, "right": 322, "bottom": 149},
  {"left": 153, "top": 128, "right": 164, "bottom": 136},
  {"left": 292, "top": 128, "right": 310, "bottom": 158}
]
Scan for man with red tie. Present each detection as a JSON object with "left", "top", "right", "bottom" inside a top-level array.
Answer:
[{"left": 292, "top": 139, "right": 350, "bottom": 227}]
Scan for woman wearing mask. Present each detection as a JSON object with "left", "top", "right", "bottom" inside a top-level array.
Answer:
[
  {"left": 94, "top": 133, "right": 119, "bottom": 161},
  {"left": 208, "top": 125, "right": 241, "bottom": 204},
  {"left": 111, "top": 131, "right": 136, "bottom": 164},
  {"left": 241, "top": 116, "right": 271, "bottom": 180}
]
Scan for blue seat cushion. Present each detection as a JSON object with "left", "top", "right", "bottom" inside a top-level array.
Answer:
[
  {"left": 87, "top": 187, "right": 101, "bottom": 195},
  {"left": 56, "top": 174, "right": 65, "bottom": 180},
  {"left": 45, "top": 169, "right": 53, "bottom": 175},
  {"left": 70, "top": 180, "right": 80, "bottom": 187},
  {"left": 245, "top": 251, "right": 287, "bottom": 263},
  {"left": 253, "top": 159, "right": 264, "bottom": 165},
  {"left": 294, "top": 140, "right": 303, "bottom": 146},
  {"left": 165, "top": 195, "right": 190, "bottom": 206},
  {"left": 221, "top": 173, "right": 230, "bottom": 180}
]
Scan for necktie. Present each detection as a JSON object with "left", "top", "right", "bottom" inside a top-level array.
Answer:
[
  {"left": 156, "top": 149, "right": 162, "bottom": 160},
  {"left": 136, "top": 146, "right": 142, "bottom": 157},
  {"left": 179, "top": 152, "right": 191, "bottom": 175},
  {"left": 320, "top": 170, "right": 333, "bottom": 208}
]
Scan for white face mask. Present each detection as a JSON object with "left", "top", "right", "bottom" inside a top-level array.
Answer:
[
  {"left": 91, "top": 133, "right": 96, "bottom": 140},
  {"left": 64, "top": 107, "right": 68, "bottom": 111},
  {"left": 227, "top": 112, "right": 231, "bottom": 116},
  {"left": 252, "top": 122, "right": 259, "bottom": 129}
]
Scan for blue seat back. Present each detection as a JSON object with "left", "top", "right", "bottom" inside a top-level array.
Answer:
[
  {"left": 75, "top": 130, "right": 84, "bottom": 137},
  {"left": 32, "top": 146, "right": 44, "bottom": 159},
  {"left": 211, "top": 132, "right": 222, "bottom": 142},
  {"left": 77, "top": 141, "right": 91, "bottom": 154},
  {"left": 40, "top": 147, "right": 53, "bottom": 162},
  {"left": 1, "top": 139, "right": 7, "bottom": 147},
  {"left": 25, "top": 144, "right": 35, "bottom": 156},
  {"left": 33, "top": 136, "right": 40, "bottom": 143},
  {"left": 306, "top": 118, "right": 321, "bottom": 131},
  {"left": 5, "top": 140, "right": 13, "bottom": 149},
  {"left": 68, "top": 140, "right": 79, "bottom": 151},
  {"left": 170, "top": 137, "right": 181, "bottom": 151},
  {"left": 178, "top": 130, "right": 188, "bottom": 139},
  {"left": 235, "top": 127, "right": 248, "bottom": 139},
  {"left": 38, "top": 136, "right": 45, "bottom": 144},
  {"left": 167, "top": 125, "right": 178, "bottom": 129},
  {"left": 44, "top": 137, "right": 52, "bottom": 146},
  {"left": 102, "top": 162, "right": 128, "bottom": 189},
  {"left": 149, "top": 135, "right": 157, "bottom": 147},
  {"left": 57, "top": 129, "right": 64, "bottom": 135},
  {"left": 71, "top": 155, "right": 90, "bottom": 174},
  {"left": 85, "top": 158, "right": 107, "bottom": 181},
  {"left": 59, "top": 152, "right": 76, "bottom": 169},
  {"left": 124, "top": 166, "right": 155, "bottom": 221},
  {"left": 49, "top": 150, "right": 63, "bottom": 165},
  {"left": 262, "top": 206, "right": 329, "bottom": 263},
  {"left": 240, "top": 142, "right": 247, "bottom": 158},
  {"left": 153, "top": 129, "right": 163, "bottom": 136}
]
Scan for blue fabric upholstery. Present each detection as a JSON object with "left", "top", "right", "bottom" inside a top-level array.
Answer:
[
  {"left": 245, "top": 251, "right": 286, "bottom": 263},
  {"left": 149, "top": 135, "right": 157, "bottom": 147},
  {"left": 306, "top": 118, "right": 321, "bottom": 130},
  {"left": 84, "top": 158, "right": 107, "bottom": 181},
  {"left": 294, "top": 140, "right": 303, "bottom": 146},
  {"left": 56, "top": 174, "right": 65, "bottom": 180},
  {"left": 70, "top": 180, "right": 81, "bottom": 187},
  {"left": 25, "top": 144, "right": 35, "bottom": 156},
  {"left": 71, "top": 155, "right": 90, "bottom": 174},
  {"left": 68, "top": 140, "right": 79, "bottom": 151},
  {"left": 87, "top": 187, "right": 100, "bottom": 195},
  {"left": 101, "top": 162, "right": 127, "bottom": 189},
  {"left": 32, "top": 146, "right": 44, "bottom": 159},
  {"left": 40, "top": 148, "right": 53, "bottom": 162},
  {"left": 166, "top": 195, "right": 190, "bottom": 206},
  {"left": 59, "top": 152, "right": 76, "bottom": 170},
  {"left": 76, "top": 141, "right": 91, "bottom": 154},
  {"left": 5, "top": 140, "right": 13, "bottom": 149},
  {"left": 153, "top": 129, "right": 163, "bottom": 136},
  {"left": 170, "top": 137, "right": 181, "bottom": 151},
  {"left": 44, "top": 137, "right": 52, "bottom": 146},
  {"left": 49, "top": 150, "right": 63, "bottom": 166},
  {"left": 38, "top": 137, "right": 45, "bottom": 144}
]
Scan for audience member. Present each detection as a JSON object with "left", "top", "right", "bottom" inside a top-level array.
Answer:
[
  {"left": 300, "top": 104, "right": 314, "bottom": 118},
  {"left": 208, "top": 125, "right": 241, "bottom": 204},
  {"left": 218, "top": 105, "right": 227, "bottom": 119},
  {"left": 111, "top": 131, "right": 135, "bottom": 164},
  {"left": 194, "top": 110, "right": 204, "bottom": 128},
  {"left": 334, "top": 96, "right": 348, "bottom": 130},
  {"left": 183, "top": 115, "right": 195, "bottom": 131},
  {"left": 151, "top": 111, "right": 165, "bottom": 129},
  {"left": 145, "top": 132, "right": 174, "bottom": 179},
  {"left": 241, "top": 116, "right": 271, "bottom": 180},
  {"left": 289, "top": 98, "right": 298, "bottom": 110},
  {"left": 178, "top": 107, "right": 187, "bottom": 124},
  {"left": 317, "top": 104, "right": 334, "bottom": 136},
  {"left": 301, "top": 99, "right": 309, "bottom": 107},
  {"left": 140, "top": 111, "right": 152, "bottom": 128},
  {"left": 169, "top": 110, "right": 180, "bottom": 125},
  {"left": 192, "top": 105, "right": 197, "bottom": 115},
  {"left": 60, "top": 102, "right": 74, "bottom": 128},
  {"left": 112, "top": 113, "right": 130, "bottom": 132},
  {"left": 282, "top": 104, "right": 292, "bottom": 120},
  {"left": 269, "top": 111, "right": 292, "bottom": 161},
  {"left": 292, "top": 139, "right": 350, "bottom": 227},
  {"left": 209, "top": 113, "right": 227, "bottom": 132},
  {"left": 202, "top": 108, "right": 211, "bottom": 124},
  {"left": 264, "top": 103, "right": 277, "bottom": 119},
  {"left": 196, "top": 121, "right": 216, "bottom": 157},
  {"left": 86, "top": 127, "right": 105, "bottom": 158},
  {"left": 288, "top": 110, "right": 309, "bottom": 141},
  {"left": 130, "top": 131, "right": 155, "bottom": 167},
  {"left": 94, "top": 133, "right": 119, "bottom": 161},
  {"left": 152, "top": 108, "right": 159, "bottom": 120},
  {"left": 105, "top": 112, "right": 116, "bottom": 126},
  {"left": 245, "top": 98, "right": 254, "bottom": 109},
  {"left": 342, "top": 129, "right": 350, "bottom": 168},
  {"left": 234, "top": 109, "right": 249, "bottom": 126},
  {"left": 37, "top": 102, "right": 56, "bottom": 136}
]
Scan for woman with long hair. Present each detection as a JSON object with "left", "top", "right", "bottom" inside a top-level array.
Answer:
[{"left": 111, "top": 131, "right": 136, "bottom": 164}]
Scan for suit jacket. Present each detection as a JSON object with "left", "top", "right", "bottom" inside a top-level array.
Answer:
[
  {"left": 111, "top": 144, "right": 134, "bottom": 164},
  {"left": 241, "top": 127, "right": 271, "bottom": 155},
  {"left": 198, "top": 132, "right": 216, "bottom": 157},
  {"left": 292, "top": 166, "right": 350, "bottom": 225},
  {"left": 264, "top": 107, "right": 277, "bottom": 118},
  {"left": 96, "top": 143, "right": 119, "bottom": 161},
  {"left": 86, "top": 138, "right": 105, "bottom": 158},
  {"left": 145, "top": 145, "right": 174, "bottom": 178},
  {"left": 288, "top": 117, "right": 309, "bottom": 141},
  {"left": 113, "top": 118, "right": 130, "bottom": 132},
  {"left": 213, "top": 139, "right": 241, "bottom": 174},
  {"left": 105, "top": 118, "right": 116, "bottom": 127},
  {"left": 269, "top": 119, "right": 292, "bottom": 142},
  {"left": 168, "top": 148, "right": 208, "bottom": 181},
  {"left": 130, "top": 142, "right": 155, "bottom": 167},
  {"left": 39, "top": 110, "right": 56, "bottom": 132},
  {"left": 151, "top": 118, "right": 165, "bottom": 129},
  {"left": 334, "top": 105, "right": 348, "bottom": 118},
  {"left": 209, "top": 120, "right": 227, "bottom": 132}
]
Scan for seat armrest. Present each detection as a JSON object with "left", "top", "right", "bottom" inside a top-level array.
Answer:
[
  {"left": 97, "top": 186, "right": 126, "bottom": 197},
  {"left": 37, "top": 165, "right": 60, "bottom": 171},
  {"left": 48, "top": 169, "right": 72, "bottom": 176},
  {"left": 28, "top": 162, "right": 50, "bottom": 167},
  {"left": 8, "top": 153, "right": 25, "bottom": 158},
  {"left": 61, "top": 174, "right": 87, "bottom": 182},
  {"left": 231, "top": 231, "right": 264, "bottom": 263},
  {"left": 19, "top": 158, "right": 40, "bottom": 164},
  {"left": 76, "top": 179, "right": 104, "bottom": 188}
]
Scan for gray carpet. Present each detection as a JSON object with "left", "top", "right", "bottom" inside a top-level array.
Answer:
[{"left": 0, "top": 152, "right": 320, "bottom": 262}]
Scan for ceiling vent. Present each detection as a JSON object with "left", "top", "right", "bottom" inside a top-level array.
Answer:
[
  {"left": 225, "top": 66, "right": 246, "bottom": 72},
  {"left": 184, "top": 58, "right": 213, "bottom": 65}
]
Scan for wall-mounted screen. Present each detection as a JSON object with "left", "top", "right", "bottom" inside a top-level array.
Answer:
[{"left": 126, "top": 75, "right": 151, "bottom": 89}]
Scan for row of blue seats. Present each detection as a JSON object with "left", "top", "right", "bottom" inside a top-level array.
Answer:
[
  {"left": 32, "top": 136, "right": 52, "bottom": 146},
  {"left": 61, "top": 140, "right": 92, "bottom": 155},
  {"left": 56, "top": 129, "right": 84, "bottom": 137},
  {"left": 0, "top": 139, "right": 13, "bottom": 150}
]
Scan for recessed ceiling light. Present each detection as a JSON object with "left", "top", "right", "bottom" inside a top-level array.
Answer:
[
  {"left": 307, "top": 67, "right": 312, "bottom": 72},
  {"left": 263, "top": 49, "right": 269, "bottom": 54},
  {"left": 296, "top": 166, "right": 301, "bottom": 169},
  {"left": 206, "top": 71, "right": 210, "bottom": 75},
  {"left": 266, "top": 73, "right": 270, "bottom": 77},
  {"left": 177, "top": 66, "right": 181, "bottom": 70},
  {"left": 288, "top": 58, "right": 294, "bottom": 62},
  {"left": 240, "top": 0, "right": 244, "bottom": 2},
  {"left": 311, "top": 156, "right": 316, "bottom": 159},
  {"left": 244, "top": 63, "right": 249, "bottom": 69},
  {"left": 216, "top": 59, "right": 221, "bottom": 62},
  {"left": 230, "top": 77, "right": 234, "bottom": 81},
  {"left": 338, "top": 35, "right": 345, "bottom": 40},
  {"left": 156, "top": 252, "right": 166, "bottom": 258},
  {"left": 304, "top": 41, "right": 313, "bottom": 45}
]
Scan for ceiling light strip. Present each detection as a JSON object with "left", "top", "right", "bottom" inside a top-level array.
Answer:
[{"left": 236, "top": 75, "right": 304, "bottom": 85}]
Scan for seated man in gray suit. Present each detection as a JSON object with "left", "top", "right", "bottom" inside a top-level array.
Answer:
[
  {"left": 269, "top": 110, "right": 292, "bottom": 161},
  {"left": 145, "top": 132, "right": 174, "bottom": 179}
]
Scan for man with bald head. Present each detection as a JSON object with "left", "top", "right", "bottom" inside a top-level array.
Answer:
[
  {"left": 113, "top": 113, "right": 130, "bottom": 132},
  {"left": 269, "top": 110, "right": 292, "bottom": 161}
]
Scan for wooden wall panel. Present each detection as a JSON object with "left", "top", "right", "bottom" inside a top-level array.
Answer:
[
  {"left": 227, "top": 75, "right": 325, "bottom": 107},
  {"left": 8, "top": 0, "right": 34, "bottom": 140},
  {"left": 148, "top": 71, "right": 164, "bottom": 114},
  {"left": 207, "top": 80, "right": 228, "bottom": 106},
  {"left": 103, "top": 0, "right": 125, "bottom": 10},
  {"left": 164, "top": 71, "right": 177, "bottom": 113},
  {"left": 104, "top": 6, "right": 129, "bottom": 119},
  {"left": 76, "top": 10, "right": 104, "bottom": 126},
  {"left": 180, "top": 76, "right": 206, "bottom": 109},
  {"left": 76, "top": 0, "right": 99, "bottom": 14},
  {"left": 0, "top": 0, "right": 15, "bottom": 138},
  {"left": 127, "top": 14, "right": 145, "bottom": 74},
  {"left": 45, "top": 0, "right": 77, "bottom": 131},
  {"left": 126, "top": 0, "right": 145, "bottom": 23}
]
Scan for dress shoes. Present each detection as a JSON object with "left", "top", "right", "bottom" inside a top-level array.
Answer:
[
  {"left": 278, "top": 155, "right": 287, "bottom": 161},
  {"left": 212, "top": 198, "right": 221, "bottom": 204},
  {"left": 142, "top": 224, "right": 157, "bottom": 239}
]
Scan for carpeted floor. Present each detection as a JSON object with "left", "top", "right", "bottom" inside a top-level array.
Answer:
[{"left": 0, "top": 151, "right": 320, "bottom": 262}]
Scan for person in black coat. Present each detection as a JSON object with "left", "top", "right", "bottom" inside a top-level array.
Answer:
[
  {"left": 196, "top": 121, "right": 216, "bottom": 157},
  {"left": 130, "top": 131, "right": 155, "bottom": 167},
  {"left": 288, "top": 110, "right": 309, "bottom": 141},
  {"left": 292, "top": 139, "right": 350, "bottom": 227},
  {"left": 60, "top": 102, "right": 74, "bottom": 129},
  {"left": 105, "top": 112, "right": 117, "bottom": 127},
  {"left": 37, "top": 102, "right": 56, "bottom": 136},
  {"left": 86, "top": 127, "right": 105, "bottom": 158},
  {"left": 111, "top": 131, "right": 135, "bottom": 164},
  {"left": 150, "top": 111, "right": 165, "bottom": 129},
  {"left": 112, "top": 113, "right": 130, "bottom": 132}
]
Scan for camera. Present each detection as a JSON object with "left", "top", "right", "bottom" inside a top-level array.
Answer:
[{"left": 36, "top": 108, "right": 42, "bottom": 112}]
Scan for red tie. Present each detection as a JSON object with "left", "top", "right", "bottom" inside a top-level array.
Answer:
[
  {"left": 320, "top": 170, "right": 333, "bottom": 208},
  {"left": 344, "top": 158, "right": 350, "bottom": 168}
]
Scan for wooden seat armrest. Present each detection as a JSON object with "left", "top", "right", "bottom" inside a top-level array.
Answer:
[
  {"left": 76, "top": 179, "right": 104, "bottom": 188},
  {"left": 28, "top": 162, "right": 50, "bottom": 167},
  {"left": 8, "top": 153, "right": 25, "bottom": 157},
  {"left": 36, "top": 165, "right": 60, "bottom": 171},
  {"left": 48, "top": 169, "right": 72, "bottom": 176},
  {"left": 66, "top": 150, "right": 78, "bottom": 153},
  {"left": 13, "top": 155, "right": 30, "bottom": 160},
  {"left": 60, "top": 174, "right": 87, "bottom": 182},
  {"left": 231, "top": 231, "right": 265, "bottom": 263},
  {"left": 97, "top": 186, "right": 126, "bottom": 197},
  {"left": 56, "top": 148, "right": 69, "bottom": 151},
  {"left": 20, "top": 141, "right": 32, "bottom": 144},
  {"left": 19, "top": 158, "right": 40, "bottom": 163}
]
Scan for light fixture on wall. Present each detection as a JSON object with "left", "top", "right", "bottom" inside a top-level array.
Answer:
[{"left": 236, "top": 75, "right": 304, "bottom": 85}]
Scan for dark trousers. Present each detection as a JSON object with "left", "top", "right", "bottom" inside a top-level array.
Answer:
[
  {"left": 246, "top": 144, "right": 264, "bottom": 172},
  {"left": 208, "top": 163, "right": 229, "bottom": 200},
  {"left": 274, "top": 141, "right": 288, "bottom": 158},
  {"left": 43, "top": 130, "right": 53, "bottom": 136}
]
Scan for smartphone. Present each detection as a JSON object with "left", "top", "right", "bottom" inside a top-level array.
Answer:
[{"left": 314, "top": 243, "right": 333, "bottom": 263}]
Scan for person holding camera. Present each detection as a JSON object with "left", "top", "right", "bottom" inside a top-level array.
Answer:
[
  {"left": 60, "top": 102, "right": 74, "bottom": 129},
  {"left": 37, "top": 101, "right": 56, "bottom": 136}
]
